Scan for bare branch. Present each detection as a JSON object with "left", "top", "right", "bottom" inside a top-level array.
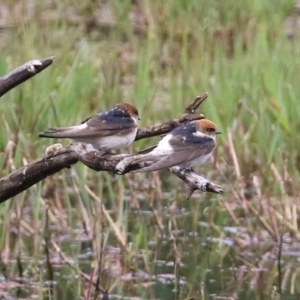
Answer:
[
  {"left": 0, "top": 56, "right": 54, "bottom": 97},
  {"left": 136, "top": 94, "right": 207, "bottom": 140},
  {"left": 184, "top": 92, "right": 208, "bottom": 114},
  {"left": 78, "top": 148, "right": 223, "bottom": 199},
  {"left": 0, "top": 145, "right": 78, "bottom": 202},
  {"left": 0, "top": 141, "right": 223, "bottom": 202},
  {"left": 169, "top": 167, "right": 223, "bottom": 199},
  {"left": 0, "top": 93, "right": 223, "bottom": 202}
]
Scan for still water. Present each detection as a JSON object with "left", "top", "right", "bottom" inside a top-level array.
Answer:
[{"left": 2, "top": 185, "right": 300, "bottom": 299}]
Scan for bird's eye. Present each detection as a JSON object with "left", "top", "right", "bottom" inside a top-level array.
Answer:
[{"left": 207, "top": 128, "right": 215, "bottom": 132}]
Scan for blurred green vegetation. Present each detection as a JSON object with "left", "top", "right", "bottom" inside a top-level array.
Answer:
[{"left": 0, "top": 0, "right": 300, "bottom": 299}]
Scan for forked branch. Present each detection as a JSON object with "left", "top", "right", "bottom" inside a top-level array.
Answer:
[
  {"left": 0, "top": 58, "right": 222, "bottom": 201},
  {"left": 0, "top": 93, "right": 223, "bottom": 202}
]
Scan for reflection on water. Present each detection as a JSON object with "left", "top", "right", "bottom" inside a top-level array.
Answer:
[{"left": 1, "top": 192, "right": 300, "bottom": 300}]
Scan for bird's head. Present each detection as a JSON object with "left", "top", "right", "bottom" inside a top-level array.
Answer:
[
  {"left": 117, "top": 103, "right": 140, "bottom": 122},
  {"left": 196, "top": 119, "right": 221, "bottom": 138}
]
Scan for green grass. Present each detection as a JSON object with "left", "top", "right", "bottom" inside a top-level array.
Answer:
[{"left": 1, "top": 0, "right": 300, "bottom": 299}]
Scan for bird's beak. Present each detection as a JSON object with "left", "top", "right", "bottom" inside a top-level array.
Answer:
[
  {"left": 138, "top": 117, "right": 141, "bottom": 120},
  {"left": 216, "top": 131, "right": 222, "bottom": 135}
]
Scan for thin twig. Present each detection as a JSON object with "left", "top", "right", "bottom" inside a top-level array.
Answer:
[
  {"left": 277, "top": 233, "right": 283, "bottom": 294},
  {"left": 227, "top": 128, "right": 241, "bottom": 179},
  {"left": 185, "top": 92, "right": 208, "bottom": 114},
  {"left": 52, "top": 240, "right": 107, "bottom": 294},
  {"left": 85, "top": 185, "right": 128, "bottom": 252}
]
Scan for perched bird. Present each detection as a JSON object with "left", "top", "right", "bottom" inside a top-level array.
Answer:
[
  {"left": 115, "top": 119, "right": 221, "bottom": 173},
  {"left": 39, "top": 103, "right": 139, "bottom": 150}
]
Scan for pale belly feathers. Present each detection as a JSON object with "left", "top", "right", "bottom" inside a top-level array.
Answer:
[{"left": 74, "top": 128, "right": 137, "bottom": 150}]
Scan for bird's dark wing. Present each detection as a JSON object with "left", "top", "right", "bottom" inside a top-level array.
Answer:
[
  {"left": 133, "top": 134, "right": 216, "bottom": 172},
  {"left": 39, "top": 113, "right": 136, "bottom": 139},
  {"left": 168, "top": 134, "right": 216, "bottom": 161},
  {"left": 82, "top": 113, "right": 137, "bottom": 137},
  {"left": 137, "top": 145, "right": 157, "bottom": 154}
]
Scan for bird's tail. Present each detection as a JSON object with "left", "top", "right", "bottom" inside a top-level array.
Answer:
[
  {"left": 130, "top": 154, "right": 165, "bottom": 172},
  {"left": 39, "top": 127, "right": 77, "bottom": 139},
  {"left": 115, "top": 151, "right": 162, "bottom": 174}
]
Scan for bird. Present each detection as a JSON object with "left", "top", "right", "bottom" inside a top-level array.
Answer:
[
  {"left": 115, "top": 119, "right": 221, "bottom": 173},
  {"left": 39, "top": 102, "right": 140, "bottom": 150}
]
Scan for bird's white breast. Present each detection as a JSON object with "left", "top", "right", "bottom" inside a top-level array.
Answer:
[
  {"left": 178, "top": 153, "right": 212, "bottom": 168},
  {"left": 152, "top": 134, "right": 174, "bottom": 154},
  {"left": 75, "top": 128, "right": 137, "bottom": 150}
]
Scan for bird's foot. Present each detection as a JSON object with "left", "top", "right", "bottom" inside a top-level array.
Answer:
[
  {"left": 44, "top": 143, "right": 63, "bottom": 158},
  {"left": 101, "top": 149, "right": 113, "bottom": 155},
  {"left": 115, "top": 156, "right": 136, "bottom": 175}
]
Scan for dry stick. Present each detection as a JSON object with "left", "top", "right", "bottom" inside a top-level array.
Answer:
[
  {"left": 0, "top": 93, "right": 223, "bottom": 201},
  {"left": 1, "top": 140, "right": 16, "bottom": 173},
  {"left": 135, "top": 93, "right": 208, "bottom": 141},
  {"left": 94, "top": 211, "right": 106, "bottom": 300},
  {"left": 0, "top": 57, "right": 54, "bottom": 97},
  {"left": 85, "top": 185, "right": 128, "bottom": 252},
  {"left": 44, "top": 207, "right": 54, "bottom": 295},
  {"left": 0, "top": 147, "right": 79, "bottom": 201},
  {"left": 85, "top": 267, "right": 96, "bottom": 300},
  {"left": 272, "top": 209, "right": 300, "bottom": 241},
  {"left": 219, "top": 198, "right": 241, "bottom": 226},
  {"left": 270, "top": 163, "right": 291, "bottom": 294},
  {"left": 70, "top": 174, "right": 92, "bottom": 239},
  {"left": 241, "top": 193, "right": 276, "bottom": 239},
  {"left": 51, "top": 240, "right": 107, "bottom": 294},
  {"left": 291, "top": 267, "right": 300, "bottom": 294},
  {"left": 281, "top": 263, "right": 292, "bottom": 294},
  {"left": 170, "top": 167, "right": 223, "bottom": 199},
  {"left": 227, "top": 128, "right": 241, "bottom": 179},
  {"left": 277, "top": 233, "right": 283, "bottom": 294}
]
